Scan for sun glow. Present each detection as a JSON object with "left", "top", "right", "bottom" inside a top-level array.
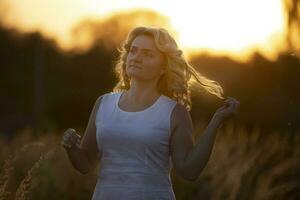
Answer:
[{"left": 0, "top": 0, "right": 287, "bottom": 62}]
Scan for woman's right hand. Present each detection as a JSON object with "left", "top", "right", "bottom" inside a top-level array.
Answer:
[{"left": 61, "top": 128, "right": 81, "bottom": 149}]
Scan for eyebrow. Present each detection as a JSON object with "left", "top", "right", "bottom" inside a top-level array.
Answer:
[{"left": 130, "top": 45, "right": 157, "bottom": 53}]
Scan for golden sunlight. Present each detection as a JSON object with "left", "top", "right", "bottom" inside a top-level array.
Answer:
[{"left": 0, "top": 0, "right": 288, "bottom": 62}]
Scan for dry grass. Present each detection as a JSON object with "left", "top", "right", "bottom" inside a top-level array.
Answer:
[
  {"left": 15, "top": 149, "right": 55, "bottom": 200},
  {"left": 0, "top": 129, "right": 97, "bottom": 200},
  {"left": 172, "top": 124, "right": 300, "bottom": 200},
  {"left": 0, "top": 123, "right": 299, "bottom": 200},
  {"left": 0, "top": 155, "right": 13, "bottom": 200}
]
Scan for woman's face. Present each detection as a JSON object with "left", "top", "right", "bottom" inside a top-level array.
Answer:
[{"left": 125, "top": 35, "right": 165, "bottom": 82}]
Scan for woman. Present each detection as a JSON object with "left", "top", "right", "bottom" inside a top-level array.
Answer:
[{"left": 61, "top": 26, "right": 240, "bottom": 199}]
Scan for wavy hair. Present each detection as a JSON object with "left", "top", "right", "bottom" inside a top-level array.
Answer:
[{"left": 112, "top": 26, "right": 225, "bottom": 111}]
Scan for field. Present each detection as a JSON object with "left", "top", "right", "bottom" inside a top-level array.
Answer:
[{"left": 0, "top": 123, "right": 299, "bottom": 200}]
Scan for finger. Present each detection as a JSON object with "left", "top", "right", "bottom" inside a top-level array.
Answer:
[
  {"left": 225, "top": 99, "right": 234, "bottom": 107},
  {"left": 228, "top": 102, "right": 236, "bottom": 113},
  {"left": 234, "top": 102, "right": 240, "bottom": 114},
  {"left": 73, "top": 134, "right": 81, "bottom": 143},
  {"left": 229, "top": 99, "right": 239, "bottom": 106},
  {"left": 225, "top": 97, "right": 233, "bottom": 101},
  {"left": 228, "top": 97, "right": 236, "bottom": 101},
  {"left": 74, "top": 133, "right": 81, "bottom": 139},
  {"left": 223, "top": 100, "right": 231, "bottom": 107},
  {"left": 71, "top": 136, "right": 77, "bottom": 144},
  {"left": 66, "top": 130, "right": 77, "bottom": 139},
  {"left": 65, "top": 130, "right": 74, "bottom": 138},
  {"left": 72, "top": 133, "right": 81, "bottom": 142},
  {"left": 62, "top": 139, "right": 70, "bottom": 146},
  {"left": 231, "top": 99, "right": 239, "bottom": 108},
  {"left": 232, "top": 99, "right": 240, "bottom": 106},
  {"left": 230, "top": 103, "right": 239, "bottom": 115},
  {"left": 227, "top": 98, "right": 236, "bottom": 103},
  {"left": 66, "top": 129, "right": 76, "bottom": 138},
  {"left": 224, "top": 99, "right": 239, "bottom": 114},
  {"left": 224, "top": 99, "right": 230, "bottom": 103},
  {"left": 69, "top": 129, "right": 77, "bottom": 136},
  {"left": 63, "top": 134, "right": 71, "bottom": 141},
  {"left": 64, "top": 133, "right": 75, "bottom": 143},
  {"left": 63, "top": 136, "right": 73, "bottom": 145},
  {"left": 61, "top": 140, "right": 71, "bottom": 148},
  {"left": 224, "top": 98, "right": 235, "bottom": 105},
  {"left": 68, "top": 128, "right": 76, "bottom": 133},
  {"left": 225, "top": 97, "right": 238, "bottom": 104},
  {"left": 65, "top": 135, "right": 74, "bottom": 144},
  {"left": 69, "top": 130, "right": 80, "bottom": 138}
]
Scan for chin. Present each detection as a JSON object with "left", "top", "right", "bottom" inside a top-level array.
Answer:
[
  {"left": 127, "top": 71, "right": 141, "bottom": 79},
  {"left": 127, "top": 68, "right": 141, "bottom": 76}
]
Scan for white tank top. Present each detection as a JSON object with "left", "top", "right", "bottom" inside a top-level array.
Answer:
[{"left": 92, "top": 91, "right": 178, "bottom": 199}]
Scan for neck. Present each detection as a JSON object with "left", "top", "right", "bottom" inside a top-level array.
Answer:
[{"left": 125, "top": 79, "right": 161, "bottom": 102}]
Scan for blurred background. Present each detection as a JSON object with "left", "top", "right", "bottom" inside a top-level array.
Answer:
[{"left": 0, "top": 0, "right": 299, "bottom": 199}]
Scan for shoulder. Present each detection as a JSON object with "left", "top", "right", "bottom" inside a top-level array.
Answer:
[
  {"left": 94, "top": 94, "right": 104, "bottom": 107},
  {"left": 96, "top": 93, "right": 105, "bottom": 103},
  {"left": 172, "top": 103, "right": 188, "bottom": 114},
  {"left": 160, "top": 95, "right": 178, "bottom": 110},
  {"left": 160, "top": 95, "right": 187, "bottom": 116},
  {"left": 91, "top": 93, "right": 113, "bottom": 121},
  {"left": 170, "top": 103, "right": 192, "bottom": 132},
  {"left": 95, "top": 92, "right": 117, "bottom": 104},
  {"left": 93, "top": 92, "right": 111, "bottom": 111}
]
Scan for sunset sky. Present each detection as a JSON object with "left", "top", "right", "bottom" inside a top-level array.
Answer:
[{"left": 0, "top": 0, "right": 289, "bottom": 62}]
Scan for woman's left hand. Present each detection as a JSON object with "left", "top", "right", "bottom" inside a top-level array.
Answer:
[{"left": 213, "top": 97, "right": 240, "bottom": 124}]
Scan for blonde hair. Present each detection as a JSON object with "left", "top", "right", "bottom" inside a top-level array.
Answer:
[{"left": 112, "top": 26, "right": 225, "bottom": 111}]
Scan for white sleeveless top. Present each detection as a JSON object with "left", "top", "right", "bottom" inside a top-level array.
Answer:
[{"left": 91, "top": 91, "right": 178, "bottom": 200}]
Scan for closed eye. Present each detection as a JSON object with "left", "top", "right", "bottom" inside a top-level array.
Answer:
[
  {"left": 145, "top": 52, "right": 154, "bottom": 57},
  {"left": 129, "top": 48, "right": 135, "bottom": 53},
  {"left": 129, "top": 49, "right": 154, "bottom": 57}
]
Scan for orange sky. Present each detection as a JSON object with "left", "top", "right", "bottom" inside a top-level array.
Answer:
[{"left": 0, "top": 0, "right": 292, "bottom": 62}]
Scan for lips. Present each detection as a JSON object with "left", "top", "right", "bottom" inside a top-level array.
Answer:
[{"left": 130, "top": 65, "right": 142, "bottom": 69}]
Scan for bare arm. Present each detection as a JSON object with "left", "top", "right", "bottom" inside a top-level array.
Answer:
[
  {"left": 65, "top": 143, "right": 92, "bottom": 174},
  {"left": 64, "top": 95, "right": 103, "bottom": 174},
  {"left": 183, "top": 115, "right": 221, "bottom": 180},
  {"left": 170, "top": 104, "right": 222, "bottom": 181}
]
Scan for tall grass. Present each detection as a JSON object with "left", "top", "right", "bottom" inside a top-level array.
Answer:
[
  {"left": 0, "top": 155, "right": 13, "bottom": 200},
  {"left": 0, "top": 124, "right": 299, "bottom": 199},
  {"left": 173, "top": 124, "right": 300, "bottom": 200},
  {"left": 15, "top": 149, "right": 55, "bottom": 200}
]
